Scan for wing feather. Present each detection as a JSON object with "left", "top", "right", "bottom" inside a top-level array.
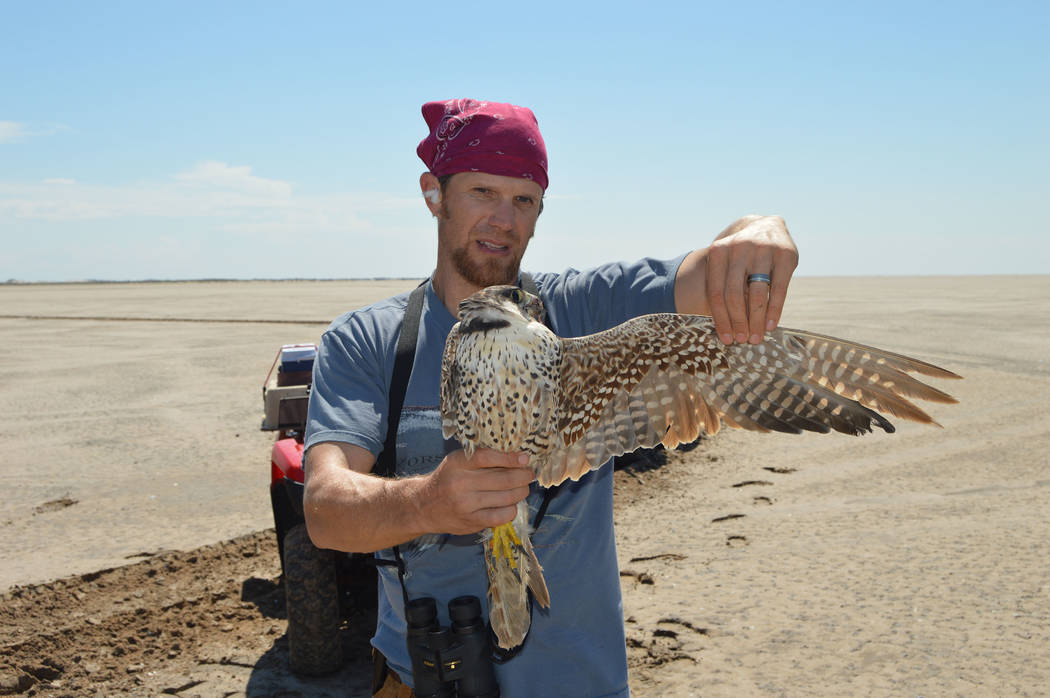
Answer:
[{"left": 533, "top": 314, "right": 959, "bottom": 487}]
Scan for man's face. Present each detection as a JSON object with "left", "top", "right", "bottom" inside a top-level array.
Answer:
[{"left": 435, "top": 172, "right": 543, "bottom": 289}]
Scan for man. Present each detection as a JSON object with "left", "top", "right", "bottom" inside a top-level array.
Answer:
[{"left": 304, "top": 98, "right": 798, "bottom": 697}]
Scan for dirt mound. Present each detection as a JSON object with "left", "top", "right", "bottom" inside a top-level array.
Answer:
[
  {"left": 0, "top": 459, "right": 675, "bottom": 697},
  {"left": 0, "top": 531, "right": 373, "bottom": 697}
]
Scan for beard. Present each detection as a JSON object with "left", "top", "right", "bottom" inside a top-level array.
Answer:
[
  {"left": 449, "top": 242, "right": 522, "bottom": 289},
  {"left": 439, "top": 200, "right": 527, "bottom": 288}
]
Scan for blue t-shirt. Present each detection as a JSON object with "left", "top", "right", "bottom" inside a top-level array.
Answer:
[{"left": 305, "top": 256, "right": 684, "bottom": 698}]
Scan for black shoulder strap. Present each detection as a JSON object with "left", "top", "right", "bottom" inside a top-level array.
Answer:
[
  {"left": 372, "top": 280, "right": 427, "bottom": 606},
  {"left": 375, "top": 280, "right": 427, "bottom": 479}
]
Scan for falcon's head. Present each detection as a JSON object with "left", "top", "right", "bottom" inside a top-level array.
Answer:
[{"left": 457, "top": 285, "right": 547, "bottom": 333}]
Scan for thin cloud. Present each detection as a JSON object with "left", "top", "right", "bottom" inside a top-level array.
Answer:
[
  {"left": 0, "top": 164, "right": 420, "bottom": 235},
  {"left": 0, "top": 121, "right": 27, "bottom": 144},
  {"left": 0, "top": 121, "right": 69, "bottom": 143},
  {"left": 175, "top": 161, "right": 293, "bottom": 198}
]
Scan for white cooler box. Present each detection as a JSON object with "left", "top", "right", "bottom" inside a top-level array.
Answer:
[{"left": 262, "top": 344, "right": 316, "bottom": 431}]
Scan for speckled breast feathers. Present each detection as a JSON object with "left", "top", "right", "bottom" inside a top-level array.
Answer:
[{"left": 441, "top": 287, "right": 562, "bottom": 457}]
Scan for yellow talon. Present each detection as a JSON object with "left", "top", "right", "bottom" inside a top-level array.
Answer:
[{"left": 490, "top": 523, "right": 521, "bottom": 570}]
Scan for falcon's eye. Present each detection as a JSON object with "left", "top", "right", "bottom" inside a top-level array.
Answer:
[{"left": 508, "top": 288, "right": 524, "bottom": 304}]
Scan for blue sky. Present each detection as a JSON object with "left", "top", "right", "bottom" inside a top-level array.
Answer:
[{"left": 1, "top": 1, "right": 1047, "bottom": 281}]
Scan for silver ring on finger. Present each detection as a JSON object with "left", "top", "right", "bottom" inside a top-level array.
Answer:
[{"left": 746, "top": 273, "right": 772, "bottom": 284}]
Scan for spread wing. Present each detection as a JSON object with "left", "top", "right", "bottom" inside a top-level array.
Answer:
[{"left": 532, "top": 313, "right": 961, "bottom": 487}]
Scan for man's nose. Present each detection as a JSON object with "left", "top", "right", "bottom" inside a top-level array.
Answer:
[{"left": 488, "top": 197, "right": 515, "bottom": 231}]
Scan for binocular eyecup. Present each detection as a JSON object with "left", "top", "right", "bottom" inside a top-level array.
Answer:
[{"left": 405, "top": 596, "right": 499, "bottom": 698}]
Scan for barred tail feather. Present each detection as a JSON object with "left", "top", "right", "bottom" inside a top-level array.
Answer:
[{"left": 484, "top": 502, "right": 550, "bottom": 650}]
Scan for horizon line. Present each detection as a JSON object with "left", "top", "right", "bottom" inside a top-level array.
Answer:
[{"left": 3, "top": 272, "right": 1048, "bottom": 286}]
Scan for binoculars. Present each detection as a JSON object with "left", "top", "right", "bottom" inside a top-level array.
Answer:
[{"left": 405, "top": 595, "right": 500, "bottom": 698}]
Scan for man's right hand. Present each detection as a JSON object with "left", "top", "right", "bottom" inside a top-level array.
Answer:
[
  {"left": 304, "top": 441, "right": 534, "bottom": 553},
  {"left": 419, "top": 449, "right": 535, "bottom": 535}
]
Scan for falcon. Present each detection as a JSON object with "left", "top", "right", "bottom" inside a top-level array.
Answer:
[{"left": 440, "top": 285, "right": 961, "bottom": 649}]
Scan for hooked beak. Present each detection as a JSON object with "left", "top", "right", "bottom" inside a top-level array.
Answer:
[{"left": 524, "top": 294, "right": 546, "bottom": 324}]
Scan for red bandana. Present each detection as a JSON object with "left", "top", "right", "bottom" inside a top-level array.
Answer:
[{"left": 416, "top": 99, "right": 549, "bottom": 191}]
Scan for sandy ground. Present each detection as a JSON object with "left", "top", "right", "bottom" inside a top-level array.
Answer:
[{"left": 1, "top": 275, "right": 1048, "bottom": 696}]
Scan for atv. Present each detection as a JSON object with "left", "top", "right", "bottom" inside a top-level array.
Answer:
[{"left": 263, "top": 344, "right": 376, "bottom": 675}]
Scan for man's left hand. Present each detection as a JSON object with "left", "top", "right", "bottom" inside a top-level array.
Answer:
[{"left": 675, "top": 215, "right": 798, "bottom": 345}]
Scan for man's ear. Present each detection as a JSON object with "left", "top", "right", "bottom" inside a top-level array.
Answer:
[{"left": 420, "top": 172, "right": 442, "bottom": 214}]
